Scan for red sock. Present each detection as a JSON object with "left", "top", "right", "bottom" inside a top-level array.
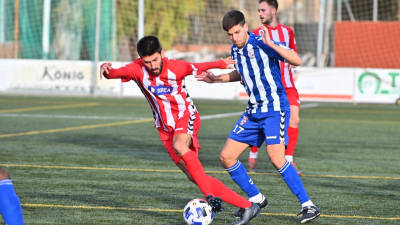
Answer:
[
  {"left": 181, "top": 151, "right": 251, "bottom": 208},
  {"left": 209, "top": 176, "right": 252, "bottom": 208},
  {"left": 286, "top": 127, "right": 298, "bottom": 156},
  {"left": 181, "top": 151, "right": 213, "bottom": 197}
]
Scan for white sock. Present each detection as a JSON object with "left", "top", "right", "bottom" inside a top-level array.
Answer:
[
  {"left": 301, "top": 200, "right": 314, "bottom": 208},
  {"left": 249, "top": 193, "right": 265, "bottom": 204},
  {"left": 249, "top": 151, "right": 258, "bottom": 159},
  {"left": 285, "top": 155, "right": 293, "bottom": 162}
]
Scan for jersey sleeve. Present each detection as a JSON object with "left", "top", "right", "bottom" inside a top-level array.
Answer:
[
  {"left": 103, "top": 62, "right": 142, "bottom": 82},
  {"left": 252, "top": 27, "right": 261, "bottom": 36},
  {"left": 180, "top": 59, "right": 227, "bottom": 76},
  {"left": 288, "top": 28, "right": 298, "bottom": 52}
]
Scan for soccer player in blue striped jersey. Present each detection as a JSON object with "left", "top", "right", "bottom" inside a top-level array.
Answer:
[
  {"left": 197, "top": 10, "right": 320, "bottom": 224},
  {"left": 0, "top": 168, "right": 24, "bottom": 225}
]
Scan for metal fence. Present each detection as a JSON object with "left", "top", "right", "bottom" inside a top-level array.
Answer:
[{"left": 0, "top": 0, "right": 399, "bottom": 67}]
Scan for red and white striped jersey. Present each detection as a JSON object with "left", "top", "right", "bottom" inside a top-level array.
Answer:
[
  {"left": 103, "top": 57, "right": 227, "bottom": 132},
  {"left": 252, "top": 24, "right": 298, "bottom": 89}
]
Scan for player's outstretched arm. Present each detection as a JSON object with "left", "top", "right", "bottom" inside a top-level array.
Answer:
[
  {"left": 190, "top": 57, "right": 236, "bottom": 75},
  {"left": 259, "top": 26, "right": 302, "bottom": 66},
  {"left": 196, "top": 70, "right": 241, "bottom": 83},
  {"left": 100, "top": 62, "right": 135, "bottom": 80}
]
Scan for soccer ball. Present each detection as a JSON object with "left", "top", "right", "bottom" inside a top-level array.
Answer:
[{"left": 183, "top": 198, "right": 215, "bottom": 225}]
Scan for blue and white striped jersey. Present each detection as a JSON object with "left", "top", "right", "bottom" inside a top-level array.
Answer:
[{"left": 232, "top": 32, "right": 290, "bottom": 114}]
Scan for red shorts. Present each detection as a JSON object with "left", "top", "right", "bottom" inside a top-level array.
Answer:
[
  {"left": 158, "top": 112, "right": 201, "bottom": 164},
  {"left": 285, "top": 88, "right": 300, "bottom": 107}
]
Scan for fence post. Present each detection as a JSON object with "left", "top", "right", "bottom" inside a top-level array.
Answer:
[
  {"left": 316, "top": 0, "right": 326, "bottom": 67},
  {"left": 91, "top": 0, "right": 101, "bottom": 96},
  {"left": 42, "top": 0, "right": 51, "bottom": 59},
  {"left": 138, "top": 0, "right": 144, "bottom": 40}
]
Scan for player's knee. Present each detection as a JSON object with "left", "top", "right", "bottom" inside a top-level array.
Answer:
[
  {"left": 289, "top": 114, "right": 300, "bottom": 127},
  {"left": 172, "top": 140, "right": 187, "bottom": 156},
  {"left": 219, "top": 152, "right": 232, "bottom": 168},
  {"left": 289, "top": 117, "right": 300, "bottom": 127},
  {"left": 268, "top": 155, "right": 286, "bottom": 169},
  {"left": 0, "top": 168, "right": 10, "bottom": 180}
]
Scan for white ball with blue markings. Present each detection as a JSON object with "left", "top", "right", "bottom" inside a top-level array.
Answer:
[{"left": 183, "top": 198, "right": 215, "bottom": 225}]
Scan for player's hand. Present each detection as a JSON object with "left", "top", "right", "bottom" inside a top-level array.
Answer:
[
  {"left": 195, "top": 71, "right": 217, "bottom": 83},
  {"left": 220, "top": 57, "right": 236, "bottom": 69},
  {"left": 259, "top": 25, "right": 273, "bottom": 46},
  {"left": 100, "top": 62, "right": 112, "bottom": 76}
]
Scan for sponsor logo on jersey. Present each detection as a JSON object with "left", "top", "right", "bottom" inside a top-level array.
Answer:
[
  {"left": 240, "top": 116, "right": 248, "bottom": 125},
  {"left": 266, "top": 136, "right": 277, "bottom": 139},
  {"left": 248, "top": 50, "right": 255, "bottom": 58},
  {"left": 149, "top": 85, "right": 173, "bottom": 95}
]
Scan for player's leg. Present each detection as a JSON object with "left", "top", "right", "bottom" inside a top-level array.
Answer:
[
  {"left": 175, "top": 133, "right": 255, "bottom": 211},
  {"left": 160, "top": 138, "right": 195, "bottom": 183},
  {"left": 264, "top": 111, "right": 319, "bottom": 223},
  {"left": 286, "top": 88, "right": 302, "bottom": 174},
  {"left": 221, "top": 139, "right": 262, "bottom": 200},
  {"left": 0, "top": 168, "right": 24, "bottom": 225},
  {"left": 173, "top": 115, "right": 253, "bottom": 210},
  {"left": 158, "top": 127, "right": 196, "bottom": 183},
  {"left": 248, "top": 145, "right": 258, "bottom": 172},
  {"left": 221, "top": 113, "right": 267, "bottom": 207},
  {"left": 173, "top": 133, "right": 213, "bottom": 196}
]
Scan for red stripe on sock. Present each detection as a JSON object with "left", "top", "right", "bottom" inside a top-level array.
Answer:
[{"left": 250, "top": 146, "right": 258, "bottom": 153}]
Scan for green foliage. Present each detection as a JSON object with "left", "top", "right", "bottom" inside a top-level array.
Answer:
[
  {"left": 116, "top": 0, "right": 204, "bottom": 49},
  {"left": 116, "top": 0, "right": 138, "bottom": 37}
]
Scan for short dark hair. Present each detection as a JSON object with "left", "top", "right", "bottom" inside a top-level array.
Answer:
[
  {"left": 222, "top": 10, "right": 246, "bottom": 31},
  {"left": 137, "top": 35, "right": 162, "bottom": 57},
  {"left": 259, "top": 0, "right": 278, "bottom": 10}
]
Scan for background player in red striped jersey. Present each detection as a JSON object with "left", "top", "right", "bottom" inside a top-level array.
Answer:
[
  {"left": 100, "top": 36, "right": 260, "bottom": 225},
  {"left": 250, "top": 0, "right": 302, "bottom": 175}
]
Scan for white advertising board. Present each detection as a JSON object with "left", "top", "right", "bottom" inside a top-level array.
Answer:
[
  {"left": 0, "top": 59, "right": 92, "bottom": 94},
  {"left": 294, "top": 67, "right": 354, "bottom": 102},
  {"left": 353, "top": 69, "right": 400, "bottom": 103},
  {"left": 0, "top": 59, "right": 398, "bottom": 104}
]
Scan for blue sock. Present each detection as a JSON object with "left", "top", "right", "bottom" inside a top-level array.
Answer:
[
  {"left": 0, "top": 179, "right": 24, "bottom": 225},
  {"left": 226, "top": 161, "right": 260, "bottom": 198},
  {"left": 279, "top": 161, "right": 310, "bottom": 204}
]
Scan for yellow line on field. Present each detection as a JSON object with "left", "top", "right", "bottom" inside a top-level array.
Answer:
[
  {"left": 1, "top": 163, "right": 399, "bottom": 180},
  {"left": 0, "top": 163, "right": 181, "bottom": 173},
  {"left": 21, "top": 203, "right": 400, "bottom": 221},
  {"left": 0, "top": 102, "right": 100, "bottom": 113},
  {"left": 260, "top": 212, "right": 400, "bottom": 221},
  {"left": 22, "top": 203, "right": 180, "bottom": 213},
  {"left": 0, "top": 118, "right": 153, "bottom": 138}
]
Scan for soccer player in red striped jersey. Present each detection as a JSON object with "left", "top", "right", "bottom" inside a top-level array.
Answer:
[
  {"left": 100, "top": 36, "right": 260, "bottom": 225},
  {"left": 250, "top": 0, "right": 302, "bottom": 175}
]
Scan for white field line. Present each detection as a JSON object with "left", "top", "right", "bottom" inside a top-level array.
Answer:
[{"left": 0, "top": 103, "right": 319, "bottom": 120}]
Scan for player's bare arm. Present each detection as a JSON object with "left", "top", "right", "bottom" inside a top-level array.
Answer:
[
  {"left": 196, "top": 70, "right": 241, "bottom": 83},
  {"left": 259, "top": 25, "right": 301, "bottom": 66}
]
